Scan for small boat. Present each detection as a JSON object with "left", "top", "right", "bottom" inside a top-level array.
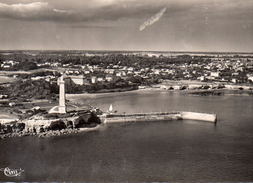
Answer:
[
  {"left": 108, "top": 104, "right": 117, "bottom": 113},
  {"left": 109, "top": 104, "right": 113, "bottom": 112}
]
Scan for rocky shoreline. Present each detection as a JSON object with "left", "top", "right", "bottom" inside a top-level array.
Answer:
[
  {"left": 0, "top": 110, "right": 102, "bottom": 139},
  {"left": 0, "top": 125, "right": 100, "bottom": 139}
]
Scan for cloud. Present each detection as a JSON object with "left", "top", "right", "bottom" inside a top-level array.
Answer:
[
  {"left": 139, "top": 7, "right": 166, "bottom": 31},
  {"left": 0, "top": 2, "right": 71, "bottom": 21},
  {"left": 0, "top": 0, "right": 252, "bottom": 26},
  {"left": 0, "top": 1, "right": 168, "bottom": 23},
  {"left": 84, "top": 0, "right": 118, "bottom": 8},
  {"left": 53, "top": 9, "right": 69, "bottom": 14}
]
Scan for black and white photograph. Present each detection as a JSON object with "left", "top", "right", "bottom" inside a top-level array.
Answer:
[{"left": 0, "top": 0, "right": 253, "bottom": 182}]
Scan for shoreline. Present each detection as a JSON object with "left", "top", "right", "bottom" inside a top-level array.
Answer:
[
  {"left": 0, "top": 80, "right": 252, "bottom": 139},
  {"left": 66, "top": 83, "right": 253, "bottom": 99},
  {"left": 0, "top": 125, "right": 101, "bottom": 139}
]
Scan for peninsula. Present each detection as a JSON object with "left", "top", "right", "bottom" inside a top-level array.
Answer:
[{"left": 0, "top": 75, "right": 102, "bottom": 139}]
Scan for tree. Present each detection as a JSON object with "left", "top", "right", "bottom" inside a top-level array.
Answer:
[{"left": 13, "top": 61, "right": 38, "bottom": 71}]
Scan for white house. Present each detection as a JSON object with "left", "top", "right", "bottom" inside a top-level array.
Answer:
[
  {"left": 68, "top": 75, "right": 85, "bottom": 85},
  {"left": 231, "top": 78, "right": 237, "bottom": 83},
  {"left": 91, "top": 76, "right": 97, "bottom": 83},
  {"left": 210, "top": 72, "right": 220, "bottom": 77},
  {"left": 105, "top": 76, "right": 113, "bottom": 82},
  {"left": 116, "top": 72, "right": 122, "bottom": 77},
  {"left": 97, "top": 77, "right": 104, "bottom": 82}
]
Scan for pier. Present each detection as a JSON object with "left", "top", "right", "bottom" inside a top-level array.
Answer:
[{"left": 99, "top": 111, "right": 217, "bottom": 123}]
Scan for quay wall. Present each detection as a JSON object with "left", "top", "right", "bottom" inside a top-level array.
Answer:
[
  {"left": 180, "top": 111, "right": 217, "bottom": 122},
  {"left": 100, "top": 112, "right": 182, "bottom": 123},
  {"left": 99, "top": 111, "right": 217, "bottom": 123}
]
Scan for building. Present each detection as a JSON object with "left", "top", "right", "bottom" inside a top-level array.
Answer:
[
  {"left": 68, "top": 75, "right": 85, "bottom": 85},
  {"left": 105, "top": 75, "right": 113, "bottom": 82},
  {"left": 210, "top": 72, "right": 220, "bottom": 78},
  {"left": 105, "top": 69, "right": 115, "bottom": 74},
  {"left": 91, "top": 76, "right": 97, "bottom": 84},
  {"left": 116, "top": 72, "right": 122, "bottom": 77},
  {"left": 198, "top": 76, "right": 205, "bottom": 81},
  {"left": 248, "top": 76, "right": 253, "bottom": 82},
  {"left": 49, "top": 76, "right": 66, "bottom": 114},
  {"left": 231, "top": 78, "right": 237, "bottom": 83},
  {"left": 97, "top": 77, "right": 104, "bottom": 82},
  {"left": 84, "top": 70, "right": 90, "bottom": 74}
]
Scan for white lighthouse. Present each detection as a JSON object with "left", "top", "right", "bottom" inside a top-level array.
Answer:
[
  {"left": 58, "top": 75, "right": 66, "bottom": 113},
  {"left": 48, "top": 75, "right": 66, "bottom": 114}
]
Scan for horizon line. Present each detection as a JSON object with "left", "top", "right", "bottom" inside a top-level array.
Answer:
[{"left": 0, "top": 49, "right": 253, "bottom": 54}]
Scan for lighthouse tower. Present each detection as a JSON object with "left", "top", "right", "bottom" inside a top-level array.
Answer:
[
  {"left": 58, "top": 75, "right": 66, "bottom": 113},
  {"left": 48, "top": 75, "right": 67, "bottom": 114}
]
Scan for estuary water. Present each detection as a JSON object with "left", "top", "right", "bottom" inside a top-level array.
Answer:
[{"left": 0, "top": 90, "right": 253, "bottom": 182}]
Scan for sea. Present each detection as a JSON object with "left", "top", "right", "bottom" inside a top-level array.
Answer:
[{"left": 0, "top": 90, "right": 253, "bottom": 182}]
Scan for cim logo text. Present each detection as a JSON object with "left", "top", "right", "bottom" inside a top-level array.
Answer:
[{"left": 0, "top": 167, "right": 24, "bottom": 177}]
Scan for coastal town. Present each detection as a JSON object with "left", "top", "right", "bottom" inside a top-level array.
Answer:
[
  {"left": 0, "top": 51, "right": 253, "bottom": 138},
  {"left": 1, "top": 51, "right": 253, "bottom": 89}
]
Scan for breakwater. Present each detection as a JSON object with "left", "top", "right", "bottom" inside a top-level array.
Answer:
[
  {"left": 181, "top": 111, "right": 217, "bottom": 122},
  {"left": 99, "top": 111, "right": 217, "bottom": 123}
]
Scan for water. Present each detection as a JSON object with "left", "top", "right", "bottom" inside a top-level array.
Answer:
[{"left": 1, "top": 90, "right": 253, "bottom": 182}]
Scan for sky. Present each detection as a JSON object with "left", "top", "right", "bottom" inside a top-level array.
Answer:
[{"left": 0, "top": 0, "right": 252, "bottom": 52}]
